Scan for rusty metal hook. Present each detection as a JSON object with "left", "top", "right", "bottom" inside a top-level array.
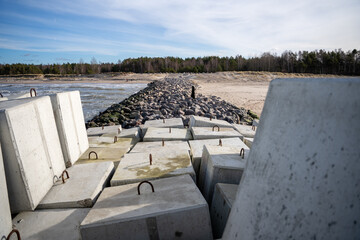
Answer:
[
  {"left": 61, "top": 170, "right": 69, "bottom": 184},
  {"left": 88, "top": 151, "right": 98, "bottom": 159},
  {"left": 212, "top": 125, "right": 220, "bottom": 132},
  {"left": 102, "top": 125, "right": 104, "bottom": 130},
  {"left": 137, "top": 181, "right": 155, "bottom": 195},
  {"left": 219, "top": 139, "right": 222, "bottom": 146},
  {"left": 6, "top": 229, "right": 21, "bottom": 240},
  {"left": 149, "top": 153, "right": 153, "bottom": 165},
  {"left": 162, "top": 139, "right": 165, "bottom": 146},
  {"left": 209, "top": 116, "right": 212, "bottom": 121},
  {"left": 169, "top": 127, "right": 171, "bottom": 133},
  {"left": 240, "top": 148, "right": 245, "bottom": 159},
  {"left": 252, "top": 126, "right": 256, "bottom": 131},
  {"left": 29, "top": 88, "right": 37, "bottom": 97},
  {"left": 114, "top": 136, "right": 118, "bottom": 143}
]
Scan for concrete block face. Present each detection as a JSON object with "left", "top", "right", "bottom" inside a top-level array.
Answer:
[
  {"left": 88, "top": 136, "right": 133, "bottom": 149},
  {"left": 243, "top": 137, "right": 253, "bottom": 148},
  {"left": 87, "top": 124, "right": 122, "bottom": 136},
  {"left": 38, "top": 161, "right": 114, "bottom": 209},
  {"left": 80, "top": 175, "right": 213, "bottom": 240},
  {"left": 0, "top": 144, "right": 12, "bottom": 239},
  {"left": 50, "top": 91, "right": 89, "bottom": 167},
  {"left": 111, "top": 149, "right": 195, "bottom": 186},
  {"left": 143, "top": 127, "right": 192, "bottom": 141},
  {"left": 0, "top": 98, "right": 63, "bottom": 213},
  {"left": 231, "top": 124, "right": 256, "bottom": 138},
  {"left": 12, "top": 208, "right": 90, "bottom": 240},
  {"left": 189, "top": 137, "right": 247, "bottom": 174},
  {"left": 141, "top": 117, "right": 184, "bottom": 135},
  {"left": 189, "top": 115, "right": 233, "bottom": 129},
  {"left": 223, "top": 78, "right": 360, "bottom": 240},
  {"left": 101, "top": 127, "right": 141, "bottom": 144},
  {"left": 130, "top": 140, "right": 190, "bottom": 153},
  {"left": 211, "top": 183, "right": 238, "bottom": 239},
  {"left": 191, "top": 127, "right": 243, "bottom": 140}
]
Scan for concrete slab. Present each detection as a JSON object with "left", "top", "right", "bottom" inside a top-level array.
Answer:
[
  {"left": 38, "top": 161, "right": 114, "bottom": 209},
  {"left": 0, "top": 144, "right": 12, "bottom": 240},
  {"left": 101, "top": 127, "right": 141, "bottom": 144},
  {"left": 86, "top": 124, "right": 122, "bottom": 136},
  {"left": 223, "top": 78, "right": 360, "bottom": 240},
  {"left": 211, "top": 183, "right": 238, "bottom": 239},
  {"left": 231, "top": 124, "right": 256, "bottom": 138},
  {"left": 80, "top": 175, "right": 213, "bottom": 240},
  {"left": 141, "top": 117, "right": 184, "bottom": 135},
  {"left": 111, "top": 149, "right": 195, "bottom": 186},
  {"left": 0, "top": 93, "right": 30, "bottom": 102},
  {"left": 201, "top": 145, "right": 246, "bottom": 204},
  {"left": 243, "top": 137, "right": 253, "bottom": 148},
  {"left": 13, "top": 208, "right": 90, "bottom": 240},
  {"left": 189, "top": 115, "right": 233, "bottom": 129},
  {"left": 189, "top": 137, "right": 247, "bottom": 175},
  {"left": 0, "top": 97, "right": 65, "bottom": 213},
  {"left": 75, "top": 147, "right": 128, "bottom": 166},
  {"left": 50, "top": 91, "right": 89, "bottom": 167},
  {"left": 191, "top": 126, "right": 243, "bottom": 140},
  {"left": 143, "top": 127, "right": 192, "bottom": 142},
  {"left": 88, "top": 136, "right": 133, "bottom": 149},
  {"left": 130, "top": 140, "right": 190, "bottom": 153}
]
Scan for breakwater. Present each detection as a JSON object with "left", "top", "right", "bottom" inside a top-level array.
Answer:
[{"left": 87, "top": 77, "right": 254, "bottom": 128}]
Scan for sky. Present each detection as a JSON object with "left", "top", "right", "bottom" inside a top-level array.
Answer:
[{"left": 0, "top": 0, "right": 359, "bottom": 64}]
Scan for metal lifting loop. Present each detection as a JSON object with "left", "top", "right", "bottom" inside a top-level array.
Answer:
[
  {"left": 61, "top": 170, "right": 69, "bottom": 184},
  {"left": 162, "top": 139, "right": 165, "bottom": 146},
  {"left": 114, "top": 136, "right": 118, "bottom": 143},
  {"left": 29, "top": 88, "right": 37, "bottom": 97},
  {"left": 0, "top": 93, "right": 3, "bottom": 98},
  {"left": 88, "top": 151, "right": 98, "bottom": 160},
  {"left": 212, "top": 125, "right": 220, "bottom": 132},
  {"left": 149, "top": 154, "right": 153, "bottom": 165},
  {"left": 209, "top": 116, "right": 212, "bottom": 121},
  {"left": 219, "top": 139, "right": 222, "bottom": 146},
  {"left": 169, "top": 127, "right": 171, "bottom": 133},
  {"left": 252, "top": 126, "right": 256, "bottom": 131},
  {"left": 6, "top": 229, "right": 21, "bottom": 240},
  {"left": 240, "top": 148, "right": 245, "bottom": 159},
  {"left": 102, "top": 125, "right": 105, "bottom": 130},
  {"left": 137, "top": 181, "right": 155, "bottom": 195}
]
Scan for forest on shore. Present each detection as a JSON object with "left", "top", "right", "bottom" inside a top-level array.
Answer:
[{"left": 1, "top": 49, "right": 359, "bottom": 76}]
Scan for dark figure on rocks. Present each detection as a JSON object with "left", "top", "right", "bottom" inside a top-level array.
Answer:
[{"left": 191, "top": 86, "right": 196, "bottom": 99}]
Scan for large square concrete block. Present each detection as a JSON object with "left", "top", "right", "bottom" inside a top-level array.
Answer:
[
  {"left": 211, "top": 183, "right": 238, "bottom": 239},
  {"left": 143, "top": 127, "right": 192, "bottom": 141},
  {"left": 189, "top": 137, "right": 247, "bottom": 174},
  {"left": 80, "top": 175, "right": 213, "bottom": 240},
  {"left": 86, "top": 125, "right": 122, "bottom": 136},
  {"left": 50, "top": 91, "right": 88, "bottom": 167},
  {"left": 38, "top": 161, "right": 114, "bottom": 209},
  {"left": 75, "top": 147, "right": 127, "bottom": 167},
  {"left": 111, "top": 149, "right": 195, "bottom": 186},
  {"left": 223, "top": 78, "right": 360, "bottom": 240},
  {"left": 0, "top": 143, "right": 12, "bottom": 239},
  {"left": 191, "top": 126, "right": 243, "bottom": 140},
  {"left": 12, "top": 208, "right": 90, "bottom": 240},
  {"left": 189, "top": 115, "right": 233, "bottom": 129},
  {"left": 141, "top": 117, "right": 184, "bottom": 135},
  {"left": 231, "top": 124, "right": 256, "bottom": 138},
  {"left": 0, "top": 97, "right": 65, "bottom": 213},
  {"left": 130, "top": 140, "right": 190, "bottom": 153}
]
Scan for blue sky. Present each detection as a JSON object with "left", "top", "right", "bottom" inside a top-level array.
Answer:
[{"left": 0, "top": 0, "right": 359, "bottom": 64}]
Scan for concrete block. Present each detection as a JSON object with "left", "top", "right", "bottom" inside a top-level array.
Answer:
[
  {"left": 200, "top": 145, "right": 246, "bottom": 204},
  {"left": 101, "top": 127, "right": 141, "bottom": 144},
  {"left": 223, "top": 78, "right": 360, "bottom": 240},
  {"left": 12, "top": 208, "right": 90, "bottom": 240},
  {"left": 243, "top": 137, "right": 253, "bottom": 148},
  {"left": 130, "top": 140, "right": 190, "bottom": 153},
  {"left": 0, "top": 97, "right": 65, "bottom": 213},
  {"left": 0, "top": 144, "right": 12, "bottom": 239},
  {"left": 189, "top": 137, "right": 247, "bottom": 174},
  {"left": 211, "top": 183, "right": 238, "bottom": 239},
  {"left": 143, "top": 127, "right": 192, "bottom": 142},
  {"left": 50, "top": 91, "right": 89, "bottom": 167},
  {"left": 86, "top": 124, "right": 122, "bottom": 136},
  {"left": 88, "top": 136, "right": 133, "bottom": 149},
  {"left": 80, "top": 175, "right": 213, "bottom": 240},
  {"left": 111, "top": 149, "right": 195, "bottom": 186},
  {"left": 189, "top": 115, "right": 233, "bottom": 129},
  {"left": 141, "top": 117, "right": 184, "bottom": 135},
  {"left": 191, "top": 126, "right": 243, "bottom": 140},
  {"left": 75, "top": 147, "right": 128, "bottom": 167},
  {"left": 38, "top": 161, "right": 114, "bottom": 209},
  {"left": 231, "top": 124, "right": 256, "bottom": 138}
]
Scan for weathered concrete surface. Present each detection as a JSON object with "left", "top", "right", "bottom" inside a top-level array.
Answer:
[
  {"left": 13, "top": 208, "right": 90, "bottom": 240},
  {"left": 5, "top": 92, "right": 31, "bottom": 100},
  {"left": 130, "top": 140, "right": 190, "bottom": 153},
  {"left": 189, "top": 137, "right": 247, "bottom": 174},
  {"left": 75, "top": 147, "right": 126, "bottom": 166},
  {"left": 191, "top": 127, "right": 242, "bottom": 140},
  {"left": 80, "top": 175, "right": 213, "bottom": 240},
  {"left": 111, "top": 149, "right": 195, "bottom": 186},
  {"left": 86, "top": 125, "right": 122, "bottom": 136},
  {"left": 211, "top": 183, "right": 238, "bottom": 239},
  {"left": 101, "top": 127, "right": 141, "bottom": 144},
  {"left": 223, "top": 78, "right": 360, "bottom": 240},
  {"left": 243, "top": 137, "right": 253, "bottom": 148},
  {"left": 38, "top": 161, "right": 114, "bottom": 209},
  {"left": 231, "top": 124, "right": 256, "bottom": 138},
  {"left": 50, "top": 91, "right": 89, "bottom": 167},
  {"left": 141, "top": 117, "right": 184, "bottom": 135},
  {"left": 0, "top": 144, "right": 12, "bottom": 239},
  {"left": 143, "top": 127, "right": 192, "bottom": 141},
  {"left": 88, "top": 136, "right": 133, "bottom": 149},
  {"left": 189, "top": 115, "right": 233, "bottom": 129},
  {"left": 0, "top": 97, "right": 65, "bottom": 213}
]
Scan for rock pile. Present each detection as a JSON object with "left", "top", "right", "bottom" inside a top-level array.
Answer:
[{"left": 87, "top": 77, "right": 254, "bottom": 128}]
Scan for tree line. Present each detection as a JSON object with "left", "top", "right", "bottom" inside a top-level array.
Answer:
[{"left": 1, "top": 49, "right": 359, "bottom": 76}]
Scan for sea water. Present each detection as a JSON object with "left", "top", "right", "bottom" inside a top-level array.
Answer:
[{"left": 0, "top": 83, "right": 147, "bottom": 121}]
